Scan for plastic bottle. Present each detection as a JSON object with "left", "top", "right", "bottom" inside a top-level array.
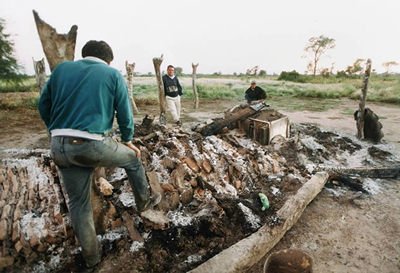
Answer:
[{"left": 259, "top": 193, "right": 270, "bottom": 211}]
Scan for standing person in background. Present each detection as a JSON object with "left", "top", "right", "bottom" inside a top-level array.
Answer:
[
  {"left": 38, "top": 40, "right": 161, "bottom": 270},
  {"left": 162, "top": 65, "right": 183, "bottom": 125},
  {"left": 245, "top": 80, "right": 267, "bottom": 105}
]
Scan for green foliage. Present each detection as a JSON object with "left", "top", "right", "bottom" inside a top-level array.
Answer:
[
  {"left": 345, "top": 58, "right": 365, "bottom": 75},
  {"left": 174, "top": 67, "right": 183, "bottom": 76},
  {"left": 304, "top": 35, "right": 335, "bottom": 76},
  {"left": 0, "top": 18, "right": 23, "bottom": 82},
  {"left": 258, "top": 70, "right": 267, "bottom": 76},
  {"left": 278, "top": 70, "right": 307, "bottom": 83}
]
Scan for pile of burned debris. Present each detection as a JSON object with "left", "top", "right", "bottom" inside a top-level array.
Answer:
[{"left": 0, "top": 120, "right": 399, "bottom": 272}]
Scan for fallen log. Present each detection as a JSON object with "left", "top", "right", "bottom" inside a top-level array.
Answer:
[
  {"left": 317, "top": 165, "right": 400, "bottom": 179},
  {"left": 189, "top": 172, "right": 329, "bottom": 273},
  {"left": 199, "top": 105, "right": 260, "bottom": 136}
]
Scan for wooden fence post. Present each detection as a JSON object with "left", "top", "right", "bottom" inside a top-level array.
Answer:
[
  {"left": 192, "top": 63, "right": 199, "bottom": 109},
  {"left": 125, "top": 61, "right": 139, "bottom": 114},
  {"left": 356, "top": 59, "right": 372, "bottom": 139},
  {"left": 33, "top": 57, "right": 46, "bottom": 94},
  {"left": 153, "top": 55, "right": 166, "bottom": 126}
]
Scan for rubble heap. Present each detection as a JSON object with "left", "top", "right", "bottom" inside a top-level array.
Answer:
[{"left": 1, "top": 124, "right": 399, "bottom": 272}]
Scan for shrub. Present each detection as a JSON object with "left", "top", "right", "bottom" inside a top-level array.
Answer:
[{"left": 277, "top": 70, "right": 306, "bottom": 83}]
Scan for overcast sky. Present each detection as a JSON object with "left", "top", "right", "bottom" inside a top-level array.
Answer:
[{"left": 1, "top": 0, "right": 400, "bottom": 75}]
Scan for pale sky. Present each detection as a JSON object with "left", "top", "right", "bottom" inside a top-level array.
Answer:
[{"left": 1, "top": 0, "right": 400, "bottom": 75}]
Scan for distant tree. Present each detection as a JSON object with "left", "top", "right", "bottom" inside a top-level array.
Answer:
[
  {"left": 258, "top": 69, "right": 267, "bottom": 76},
  {"left": 319, "top": 68, "right": 330, "bottom": 78},
  {"left": 174, "top": 66, "right": 183, "bottom": 76},
  {"left": 382, "top": 61, "right": 399, "bottom": 74},
  {"left": 0, "top": 18, "right": 22, "bottom": 82},
  {"left": 304, "top": 35, "right": 335, "bottom": 76},
  {"left": 346, "top": 58, "right": 366, "bottom": 75}
]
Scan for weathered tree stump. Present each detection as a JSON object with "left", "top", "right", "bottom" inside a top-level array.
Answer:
[
  {"left": 356, "top": 59, "right": 372, "bottom": 139},
  {"left": 153, "top": 55, "right": 166, "bottom": 126},
  {"left": 192, "top": 63, "right": 199, "bottom": 109},
  {"left": 125, "top": 61, "right": 139, "bottom": 114},
  {"left": 32, "top": 10, "right": 77, "bottom": 71},
  {"left": 32, "top": 57, "right": 46, "bottom": 94}
]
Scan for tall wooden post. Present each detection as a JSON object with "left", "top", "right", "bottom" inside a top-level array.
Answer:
[
  {"left": 356, "top": 58, "right": 372, "bottom": 139},
  {"left": 153, "top": 55, "right": 167, "bottom": 126},
  {"left": 33, "top": 10, "right": 77, "bottom": 71},
  {"left": 33, "top": 57, "right": 46, "bottom": 94},
  {"left": 125, "top": 61, "right": 139, "bottom": 114},
  {"left": 192, "top": 63, "right": 199, "bottom": 109}
]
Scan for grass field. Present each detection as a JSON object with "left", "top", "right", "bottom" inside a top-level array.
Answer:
[{"left": 1, "top": 74, "right": 399, "bottom": 110}]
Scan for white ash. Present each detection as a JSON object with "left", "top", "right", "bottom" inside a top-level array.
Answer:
[
  {"left": 129, "top": 241, "right": 144, "bottom": 253},
  {"left": 301, "top": 136, "right": 326, "bottom": 152},
  {"left": 4, "top": 157, "right": 49, "bottom": 187},
  {"left": 234, "top": 137, "right": 257, "bottom": 151},
  {"left": 109, "top": 168, "right": 126, "bottom": 183},
  {"left": 167, "top": 211, "right": 193, "bottom": 227},
  {"left": 119, "top": 192, "right": 136, "bottom": 207},
  {"left": 142, "top": 231, "right": 151, "bottom": 240},
  {"left": 222, "top": 181, "right": 237, "bottom": 196},
  {"left": 324, "top": 187, "right": 346, "bottom": 197},
  {"left": 151, "top": 150, "right": 172, "bottom": 184},
  {"left": 237, "top": 202, "right": 261, "bottom": 230},
  {"left": 171, "top": 136, "right": 186, "bottom": 155},
  {"left": 99, "top": 227, "right": 128, "bottom": 242},
  {"left": 362, "top": 178, "right": 382, "bottom": 195},
  {"left": 49, "top": 254, "right": 61, "bottom": 270},
  {"left": 32, "top": 261, "right": 47, "bottom": 273},
  {"left": 185, "top": 254, "right": 202, "bottom": 264},
  {"left": 20, "top": 212, "right": 48, "bottom": 240},
  {"left": 188, "top": 140, "right": 205, "bottom": 162},
  {"left": 270, "top": 186, "right": 280, "bottom": 196},
  {"left": 3, "top": 148, "right": 48, "bottom": 155},
  {"left": 70, "top": 247, "right": 82, "bottom": 255},
  {"left": 305, "top": 163, "right": 316, "bottom": 174}
]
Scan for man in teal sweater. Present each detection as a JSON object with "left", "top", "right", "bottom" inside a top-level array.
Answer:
[{"left": 38, "top": 40, "right": 161, "bottom": 269}]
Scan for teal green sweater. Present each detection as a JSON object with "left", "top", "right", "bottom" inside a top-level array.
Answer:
[{"left": 38, "top": 59, "right": 134, "bottom": 142}]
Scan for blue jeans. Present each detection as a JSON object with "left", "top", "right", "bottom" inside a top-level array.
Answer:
[{"left": 51, "top": 136, "right": 150, "bottom": 267}]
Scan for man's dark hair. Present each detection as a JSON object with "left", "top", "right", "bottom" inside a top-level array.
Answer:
[
  {"left": 167, "top": 65, "right": 174, "bottom": 69},
  {"left": 82, "top": 40, "right": 114, "bottom": 63}
]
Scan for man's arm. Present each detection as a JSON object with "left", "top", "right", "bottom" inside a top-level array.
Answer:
[
  {"left": 258, "top": 87, "right": 267, "bottom": 100},
  {"left": 162, "top": 75, "right": 168, "bottom": 96},
  {"left": 176, "top": 77, "right": 183, "bottom": 96},
  {"left": 38, "top": 80, "right": 52, "bottom": 128},
  {"left": 114, "top": 73, "right": 134, "bottom": 142}
]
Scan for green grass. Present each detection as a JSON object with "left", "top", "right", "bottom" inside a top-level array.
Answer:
[
  {"left": 2, "top": 74, "right": 400, "bottom": 107},
  {"left": 132, "top": 83, "right": 243, "bottom": 102},
  {"left": 0, "top": 77, "right": 38, "bottom": 93}
]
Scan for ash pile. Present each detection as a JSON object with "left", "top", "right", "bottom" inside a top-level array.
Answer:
[{"left": 0, "top": 118, "right": 399, "bottom": 272}]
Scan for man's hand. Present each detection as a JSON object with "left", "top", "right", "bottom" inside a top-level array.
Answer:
[{"left": 124, "top": 141, "right": 141, "bottom": 158}]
